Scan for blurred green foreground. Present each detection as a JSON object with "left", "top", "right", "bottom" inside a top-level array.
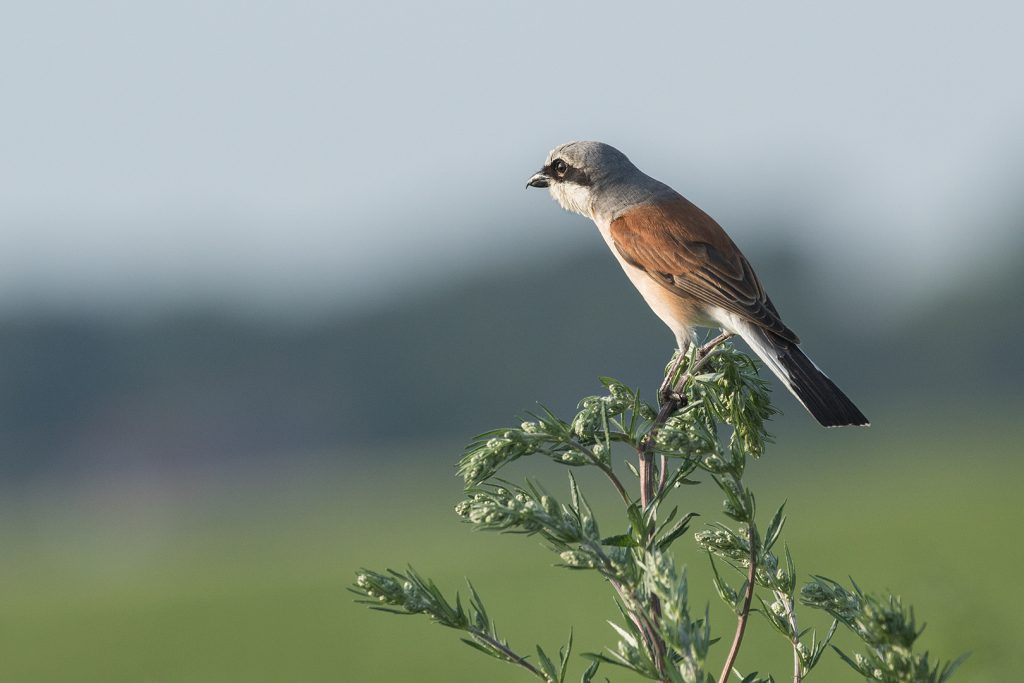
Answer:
[{"left": 1, "top": 408, "right": 1020, "bottom": 682}]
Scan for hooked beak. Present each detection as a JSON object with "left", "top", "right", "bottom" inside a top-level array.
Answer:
[{"left": 526, "top": 170, "right": 550, "bottom": 189}]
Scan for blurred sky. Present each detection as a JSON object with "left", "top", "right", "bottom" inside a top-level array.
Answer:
[{"left": 2, "top": 1, "right": 1023, "bottom": 315}]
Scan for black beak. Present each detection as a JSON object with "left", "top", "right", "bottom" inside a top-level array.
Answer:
[{"left": 526, "top": 171, "right": 550, "bottom": 189}]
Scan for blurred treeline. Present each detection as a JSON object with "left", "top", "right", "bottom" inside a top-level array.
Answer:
[{"left": 2, "top": 228, "right": 1021, "bottom": 481}]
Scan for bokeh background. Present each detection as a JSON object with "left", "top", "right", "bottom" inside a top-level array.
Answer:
[{"left": 2, "top": 2, "right": 1022, "bottom": 680}]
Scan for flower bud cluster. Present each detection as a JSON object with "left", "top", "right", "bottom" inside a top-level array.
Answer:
[
  {"left": 352, "top": 568, "right": 466, "bottom": 628},
  {"left": 713, "top": 475, "right": 754, "bottom": 523},
  {"left": 694, "top": 526, "right": 750, "bottom": 563},
  {"left": 559, "top": 550, "right": 595, "bottom": 569},
  {"left": 800, "top": 576, "right": 862, "bottom": 623},
  {"left": 799, "top": 577, "right": 963, "bottom": 682},
  {"left": 700, "top": 453, "right": 728, "bottom": 473},
  {"left": 455, "top": 484, "right": 587, "bottom": 545},
  {"left": 654, "top": 414, "right": 718, "bottom": 459},
  {"left": 684, "top": 346, "right": 774, "bottom": 461},
  {"left": 839, "top": 644, "right": 950, "bottom": 683},
  {"left": 354, "top": 570, "right": 402, "bottom": 605},
  {"left": 753, "top": 552, "right": 791, "bottom": 593},
  {"left": 458, "top": 428, "right": 550, "bottom": 486},
  {"left": 559, "top": 449, "right": 590, "bottom": 465},
  {"left": 459, "top": 382, "right": 651, "bottom": 486},
  {"left": 571, "top": 381, "right": 634, "bottom": 441}
]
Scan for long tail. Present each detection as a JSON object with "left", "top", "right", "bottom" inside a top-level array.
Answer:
[{"left": 741, "top": 326, "right": 869, "bottom": 428}]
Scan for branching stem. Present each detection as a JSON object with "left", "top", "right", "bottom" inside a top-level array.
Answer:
[
  {"left": 632, "top": 332, "right": 734, "bottom": 681},
  {"left": 717, "top": 526, "right": 757, "bottom": 683},
  {"left": 568, "top": 438, "right": 632, "bottom": 507}
]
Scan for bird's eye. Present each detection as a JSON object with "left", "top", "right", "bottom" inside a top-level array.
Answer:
[{"left": 553, "top": 159, "right": 568, "bottom": 177}]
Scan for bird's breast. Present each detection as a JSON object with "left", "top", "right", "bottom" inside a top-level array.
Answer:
[{"left": 594, "top": 219, "right": 708, "bottom": 344}]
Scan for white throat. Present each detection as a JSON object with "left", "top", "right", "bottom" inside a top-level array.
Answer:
[{"left": 548, "top": 182, "right": 594, "bottom": 219}]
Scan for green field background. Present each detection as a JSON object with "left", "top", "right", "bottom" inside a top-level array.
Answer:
[{"left": 2, "top": 408, "right": 1020, "bottom": 682}]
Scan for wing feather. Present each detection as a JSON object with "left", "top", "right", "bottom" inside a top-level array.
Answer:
[{"left": 610, "top": 197, "right": 798, "bottom": 343}]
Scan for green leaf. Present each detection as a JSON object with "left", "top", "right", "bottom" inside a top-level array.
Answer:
[
  {"left": 625, "top": 503, "right": 645, "bottom": 539},
  {"left": 657, "top": 511, "right": 699, "bottom": 550},
  {"left": 580, "top": 660, "right": 600, "bottom": 683},
  {"left": 755, "top": 594, "right": 790, "bottom": 636},
  {"left": 763, "top": 502, "right": 786, "bottom": 552},
  {"left": 568, "top": 472, "right": 581, "bottom": 513},
  {"left": 460, "top": 637, "right": 495, "bottom": 657},
  {"left": 536, "top": 645, "right": 558, "bottom": 681},
  {"left": 784, "top": 544, "right": 797, "bottom": 594},
  {"left": 708, "top": 554, "right": 737, "bottom": 608},
  {"left": 581, "top": 651, "right": 639, "bottom": 674},
  {"left": 466, "top": 579, "right": 489, "bottom": 631},
  {"left": 558, "top": 629, "right": 573, "bottom": 683},
  {"left": 806, "top": 620, "right": 838, "bottom": 669},
  {"left": 607, "top": 620, "right": 638, "bottom": 649},
  {"left": 600, "top": 533, "right": 639, "bottom": 548},
  {"left": 830, "top": 644, "right": 861, "bottom": 673},
  {"left": 625, "top": 460, "right": 640, "bottom": 479},
  {"left": 654, "top": 505, "right": 679, "bottom": 533},
  {"left": 734, "top": 579, "right": 750, "bottom": 615},
  {"left": 938, "top": 652, "right": 970, "bottom": 683}
]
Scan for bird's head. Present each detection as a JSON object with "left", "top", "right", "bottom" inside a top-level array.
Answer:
[{"left": 526, "top": 141, "right": 639, "bottom": 218}]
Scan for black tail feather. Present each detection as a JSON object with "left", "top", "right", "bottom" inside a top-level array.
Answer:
[{"left": 775, "top": 341, "right": 869, "bottom": 427}]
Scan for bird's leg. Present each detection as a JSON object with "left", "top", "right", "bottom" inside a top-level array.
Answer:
[{"left": 659, "top": 339, "right": 691, "bottom": 406}]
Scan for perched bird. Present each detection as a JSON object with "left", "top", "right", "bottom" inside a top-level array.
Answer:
[{"left": 527, "top": 141, "right": 868, "bottom": 427}]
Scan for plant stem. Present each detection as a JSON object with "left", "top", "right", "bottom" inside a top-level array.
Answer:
[
  {"left": 569, "top": 438, "right": 632, "bottom": 507},
  {"left": 634, "top": 332, "right": 734, "bottom": 680},
  {"left": 774, "top": 590, "right": 803, "bottom": 683},
  {"left": 717, "top": 526, "right": 757, "bottom": 683},
  {"left": 608, "top": 577, "right": 668, "bottom": 680},
  {"left": 470, "top": 627, "right": 548, "bottom": 681}
]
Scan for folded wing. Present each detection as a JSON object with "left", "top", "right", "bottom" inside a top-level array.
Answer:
[{"left": 609, "top": 196, "right": 799, "bottom": 343}]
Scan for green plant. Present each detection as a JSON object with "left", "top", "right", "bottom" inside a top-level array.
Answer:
[{"left": 352, "top": 337, "right": 966, "bottom": 682}]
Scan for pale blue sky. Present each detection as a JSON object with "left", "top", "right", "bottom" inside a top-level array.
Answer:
[{"left": 2, "top": 1, "right": 1022, "bottom": 314}]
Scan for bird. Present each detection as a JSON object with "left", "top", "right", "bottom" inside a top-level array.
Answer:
[{"left": 526, "top": 141, "right": 868, "bottom": 427}]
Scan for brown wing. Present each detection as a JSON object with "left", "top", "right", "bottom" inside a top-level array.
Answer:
[{"left": 609, "top": 196, "right": 799, "bottom": 343}]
